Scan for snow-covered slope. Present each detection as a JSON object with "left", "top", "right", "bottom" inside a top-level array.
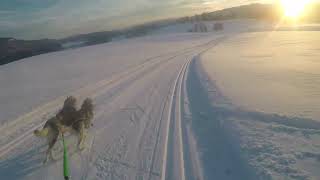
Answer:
[
  {"left": 201, "top": 31, "right": 320, "bottom": 120},
  {"left": 0, "top": 19, "right": 320, "bottom": 180}
]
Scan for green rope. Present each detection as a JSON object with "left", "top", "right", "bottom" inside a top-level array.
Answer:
[{"left": 62, "top": 133, "right": 70, "bottom": 180}]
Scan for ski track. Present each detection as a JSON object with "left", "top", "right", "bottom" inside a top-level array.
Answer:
[
  {"left": 0, "top": 35, "right": 226, "bottom": 180},
  {"left": 161, "top": 37, "right": 224, "bottom": 180}
]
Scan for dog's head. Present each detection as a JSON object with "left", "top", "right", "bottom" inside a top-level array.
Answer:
[
  {"left": 34, "top": 128, "right": 49, "bottom": 137},
  {"left": 34, "top": 129, "right": 40, "bottom": 136}
]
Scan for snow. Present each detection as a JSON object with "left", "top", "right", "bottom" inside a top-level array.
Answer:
[
  {"left": 200, "top": 31, "right": 320, "bottom": 120},
  {"left": 62, "top": 41, "right": 87, "bottom": 49},
  {"left": 0, "top": 33, "right": 217, "bottom": 126},
  {"left": 199, "top": 30, "right": 320, "bottom": 179},
  {"left": 0, "top": 19, "right": 320, "bottom": 180}
]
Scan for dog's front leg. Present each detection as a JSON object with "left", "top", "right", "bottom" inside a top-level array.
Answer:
[
  {"left": 49, "top": 149, "right": 56, "bottom": 161},
  {"left": 44, "top": 130, "right": 58, "bottom": 163},
  {"left": 43, "top": 149, "right": 51, "bottom": 164}
]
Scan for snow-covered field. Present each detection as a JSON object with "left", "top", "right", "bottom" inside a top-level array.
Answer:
[
  {"left": 199, "top": 31, "right": 320, "bottom": 179},
  {"left": 0, "top": 20, "right": 319, "bottom": 180}
]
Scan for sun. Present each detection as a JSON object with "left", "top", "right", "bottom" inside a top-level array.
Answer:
[{"left": 280, "top": 0, "right": 311, "bottom": 18}]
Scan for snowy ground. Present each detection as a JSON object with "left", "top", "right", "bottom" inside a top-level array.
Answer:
[
  {"left": 0, "top": 20, "right": 319, "bottom": 180},
  {"left": 199, "top": 31, "right": 320, "bottom": 180}
]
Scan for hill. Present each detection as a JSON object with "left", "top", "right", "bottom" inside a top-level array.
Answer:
[
  {"left": 1, "top": 3, "right": 319, "bottom": 65},
  {"left": 0, "top": 38, "right": 62, "bottom": 65}
]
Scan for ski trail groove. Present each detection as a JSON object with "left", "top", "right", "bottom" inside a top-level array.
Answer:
[
  {"left": 178, "top": 58, "right": 194, "bottom": 180},
  {"left": 147, "top": 86, "right": 171, "bottom": 180},
  {"left": 160, "top": 37, "right": 227, "bottom": 179},
  {"left": 161, "top": 57, "right": 191, "bottom": 180}
]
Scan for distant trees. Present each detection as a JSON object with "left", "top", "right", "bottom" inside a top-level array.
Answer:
[
  {"left": 213, "top": 23, "right": 224, "bottom": 31},
  {"left": 177, "top": 4, "right": 284, "bottom": 23},
  {"left": 0, "top": 38, "right": 62, "bottom": 65},
  {"left": 191, "top": 22, "right": 208, "bottom": 32}
]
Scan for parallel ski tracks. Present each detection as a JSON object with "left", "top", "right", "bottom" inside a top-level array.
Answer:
[
  {"left": 160, "top": 36, "right": 226, "bottom": 180},
  {"left": 161, "top": 57, "right": 191, "bottom": 180}
]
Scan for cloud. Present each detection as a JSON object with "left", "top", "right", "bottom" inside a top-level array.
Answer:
[{"left": 0, "top": 0, "right": 274, "bottom": 39}]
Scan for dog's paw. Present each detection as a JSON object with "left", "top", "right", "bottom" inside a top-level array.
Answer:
[
  {"left": 43, "top": 159, "right": 48, "bottom": 164},
  {"left": 50, "top": 156, "right": 57, "bottom": 162},
  {"left": 78, "top": 145, "right": 85, "bottom": 151}
]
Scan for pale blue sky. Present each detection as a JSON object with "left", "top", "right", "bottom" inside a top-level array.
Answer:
[{"left": 0, "top": 0, "right": 273, "bottom": 39}]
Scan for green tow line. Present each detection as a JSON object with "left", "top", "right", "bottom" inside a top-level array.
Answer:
[{"left": 62, "top": 133, "right": 70, "bottom": 180}]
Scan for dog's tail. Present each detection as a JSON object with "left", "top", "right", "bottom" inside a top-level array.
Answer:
[{"left": 34, "top": 128, "right": 49, "bottom": 137}]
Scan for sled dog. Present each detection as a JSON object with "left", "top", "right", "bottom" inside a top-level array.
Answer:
[{"left": 34, "top": 96, "right": 94, "bottom": 163}]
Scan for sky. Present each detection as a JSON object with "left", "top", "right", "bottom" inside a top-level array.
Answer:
[{"left": 0, "top": 0, "right": 274, "bottom": 39}]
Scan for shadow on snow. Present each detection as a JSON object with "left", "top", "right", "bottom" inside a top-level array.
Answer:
[{"left": 0, "top": 143, "right": 46, "bottom": 179}]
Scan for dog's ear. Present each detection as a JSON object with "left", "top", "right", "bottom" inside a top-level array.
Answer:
[
  {"left": 81, "top": 98, "right": 93, "bottom": 110},
  {"left": 64, "top": 96, "right": 77, "bottom": 109}
]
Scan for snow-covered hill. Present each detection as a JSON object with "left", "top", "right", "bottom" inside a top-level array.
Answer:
[{"left": 0, "top": 20, "right": 319, "bottom": 180}]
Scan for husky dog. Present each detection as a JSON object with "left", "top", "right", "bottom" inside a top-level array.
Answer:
[{"left": 34, "top": 96, "right": 94, "bottom": 163}]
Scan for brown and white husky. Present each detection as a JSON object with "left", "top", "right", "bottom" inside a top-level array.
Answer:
[{"left": 34, "top": 96, "right": 94, "bottom": 163}]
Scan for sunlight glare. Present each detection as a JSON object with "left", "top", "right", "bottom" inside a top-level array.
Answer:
[{"left": 280, "top": 0, "right": 311, "bottom": 18}]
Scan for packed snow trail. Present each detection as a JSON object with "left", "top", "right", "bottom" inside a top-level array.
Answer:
[
  {"left": 161, "top": 56, "right": 189, "bottom": 180},
  {"left": 0, "top": 34, "right": 227, "bottom": 180}
]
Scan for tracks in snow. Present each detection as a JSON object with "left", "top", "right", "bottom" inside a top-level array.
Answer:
[
  {"left": 161, "top": 36, "right": 226, "bottom": 180},
  {"left": 161, "top": 57, "right": 192, "bottom": 180},
  {"left": 83, "top": 37, "right": 225, "bottom": 180}
]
